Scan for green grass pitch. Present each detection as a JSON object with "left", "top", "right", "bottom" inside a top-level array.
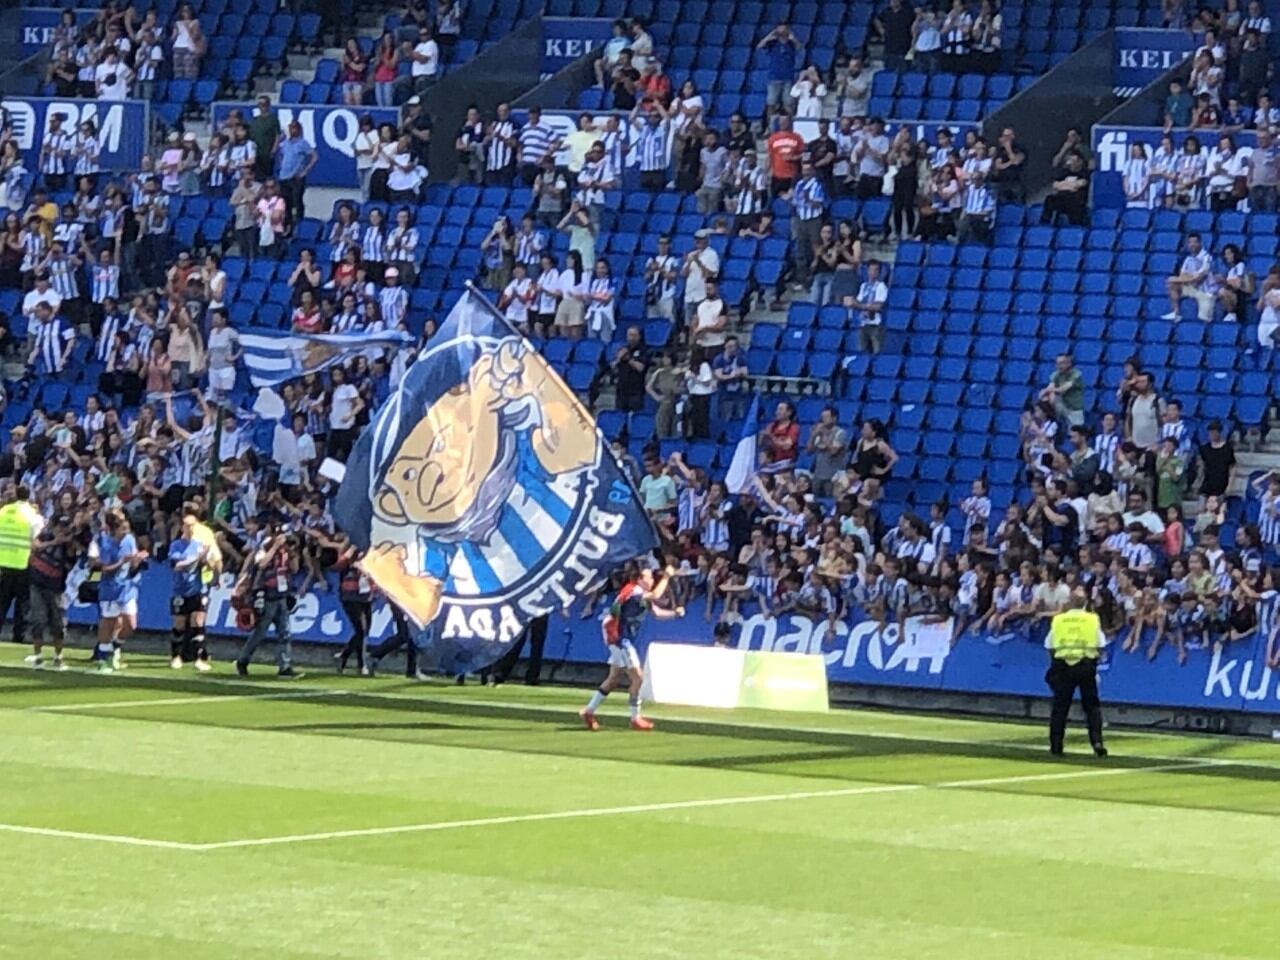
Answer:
[{"left": 1, "top": 650, "right": 1278, "bottom": 959}]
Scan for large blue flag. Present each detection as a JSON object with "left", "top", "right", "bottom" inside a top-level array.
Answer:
[{"left": 334, "top": 286, "right": 658, "bottom": 673}]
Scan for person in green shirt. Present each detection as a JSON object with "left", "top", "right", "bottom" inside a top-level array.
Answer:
[
  {"left": 247, "top": 95, "right": 281, "bottom": 181},
  {"left": 1155, "top": 435, "right": 1187, "bottom": 510},
  {"left": 645, "top": 352, "right": 686, "bottom": 439},
  {"left": 1040, "top": 352, "right": 1085, "bottom": 427}
]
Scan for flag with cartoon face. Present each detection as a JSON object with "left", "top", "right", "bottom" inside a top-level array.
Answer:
[{"left": 335, "top": 287, "right": 658, "bottom": 674}]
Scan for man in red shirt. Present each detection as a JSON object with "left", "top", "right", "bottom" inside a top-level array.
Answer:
[
  {"left": 766, "top": 112, "right": 805, "bottom": 196},
  {"left": 636, "top": 61, "right": 672, "bottom": 109}
]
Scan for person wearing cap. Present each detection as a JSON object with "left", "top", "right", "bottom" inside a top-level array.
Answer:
[
  {"left": 401, "top": 96, "right": 434, "bottom": 167},
  {"left": 248, "top": 96, "right": 280, "bottom": 181},
  {"left": 0, "top": 484, "right": 41, "bottom": 651},
  {"left": 276, "top": 121, "right": 317, "bottom": 232},
  {"left": 682, "top": 228, "right": 720, "bottom": 322},
  {"left": 1044, "top": 589, "right": 1108, "bottom": 757}
]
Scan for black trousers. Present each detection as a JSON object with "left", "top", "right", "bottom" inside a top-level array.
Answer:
[
  {"left": 0, "top": 567, "right": 29, "bottom": 643},
  {"left": 490, "top": 614, "right": 547, "bottom": 684},
  {"left": 368, "top": 606, "right": 418, "bottom": 676},
  {"left": 1045, "top": 657, "right": 1104, "bottom": 752}
]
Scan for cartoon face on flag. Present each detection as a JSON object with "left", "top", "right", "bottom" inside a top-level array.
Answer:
[{"left": 335, "top": 288, "right": 657, "bottom": 669}]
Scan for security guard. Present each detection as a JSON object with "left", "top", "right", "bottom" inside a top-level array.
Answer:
[
  {"left": 1045, "top": 589, "right": 1107, "bottom": 757},
  {"left": 0, "top": 483, "right": 40, "bottom": 646}
]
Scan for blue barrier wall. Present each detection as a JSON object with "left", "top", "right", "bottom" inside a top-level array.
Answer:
[
  {"left": 1, "top": 97, "right": 150, "bottom": 172},
  {"left": 72, "top": 569, "right": 1280, "bottom": 714}
]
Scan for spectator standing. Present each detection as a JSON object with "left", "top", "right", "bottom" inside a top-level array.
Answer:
[
  {"left": 1041, "top": 353, "right": 1086, "bottom": 427},
  {"left": 712, "top": 336, "right": 750, "bottom": 422},
  {"left": 853, "top": 117, "right": 890, "bottom": 198},
  {"left": 912, "top": 7, "right": 943, "bottom": 73},
  {"left": 853, "top": 259, "right": 888, "bottom": 354},
  {"left": 759, "top": 22, "right": 802, "bottom": 116},
  {"left": 991, "top": 126, "right": 1027, "bottom": 203},
  {"left": 248, "top": 97, "right": 280, "bottom": 182},
  {"left": 790, "top": 161, "right": 827, "bottom": 288},
  {"left": 684, "top": 348, "right": 717, "bottom": 440},
  {"left": 532, "top": 156, "right": 568, "bottom": 227},
  {"left": 972, "top": 0, "right": 1003, "bottom": 73},
  {"left": 631, "top": 101, "right": 671, "bottom": 191},
  {"left": 875, "top": 0, "right": 917, "bottom": 71},
  {"left": 341, "top": 38, "right": 369, "bottom": 106},
  {"left": 1127, "top": 372, "right": 1161, "bottom": 451},
  {"left": 807, "top": 406, "right": 849, "bottom": 497},
  {"left": 695, "top": 130, "right": 730, "bottom": 214},
  {"left": 1198, "top": 420, "right": 1237, "bottom": 498},
  {"left": 789, "top": 65, "right": 827, "bottom": 119},
  {"left": 435, "top": 0, "right": 463, "bottom": 58},
  {"left": 372, "top": 32, "right": 400, "bottom": 107},
  {"left": 354, "top": 114, "right": 379, "bottom": 200},
  {"left": 940, "top": 0, "right": 974, "bottom": 73},
  {"left": 646, "top": 352, "right": 685, "bottom": 439},
  {"left": 644, "top": 234, "right": 678, "bottom": 321},
  {"left": 517, "top": 106, "right": 559, "bottom": 185},
  {"left": 691, "top": 278, "right": 728, "bottom": 354},
  {"left": 483, "top": 103, "right": 518, "bottom": 186},
  {"left": 408, "top": 25, "right": 440, "bottom": 93},
  {"left": 681, "top": 228, "right": 720, "bottom": 327},
  {"left": 255, "top": 179, "right": 287, "bottom": 260},
  {"left": 1248, "top": 129, "right": 1279, "bottom": 212},
  {"left": 170, "top": 3, "right": 204, "bottom": 80},
  {"left": 612, "top": 326, "right": 649, "bottom": 416},
  {"left": 230, "top": 170, "right": 261, "bottom": 260},
  {"left": 836, "top": 55, "right": 872, "bottom": 118},
  {"left": 94, "top": 47, "right": 133, "bottom": 101},
  {"left": 276, "top": 122, "right": 317, "bottom": 231},
  {"left": 766, "top": 113, "right": 806, "bottom": 195}
]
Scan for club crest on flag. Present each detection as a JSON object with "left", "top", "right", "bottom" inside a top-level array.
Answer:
[{"left": 336, "top": 288, "right": 657, "bottom": 667}]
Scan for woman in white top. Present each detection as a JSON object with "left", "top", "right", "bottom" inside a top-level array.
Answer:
[
  {"left": 328, "top": 203, "right": 361, "bottom": 265},
  {"left": 670, "top": 79, "right": 706, "bottom": 175},
  {"left": 1258, "top": 270, "right": 1280, "bottom": 351},
  {"left": 1122, "top": 141, "right": 1151, "bottom": 208},
  {"left": 386, "top": 135, "right": 422, "bottom": 202},
  {"left": 1205, "top": 133, "right": 1242, "bottom": 211},
  {"left": 533, "top": 252, "right": 561, "bottom": 338},
  {"left": 789, "top": 66, "right": 827, "bottom": 119},
  {"left": 912, "top": 9, "right": 943, "bottom": 74},
  {"left": 1215, "top": 243, "right": 1253, "bottom": 323},
  {"left": 499, "top": 262, "right": 536, "bottom": 335},
  {"left": 684, "top": 347, "right": 717, "bottom": 440},
  {"left": 584, "top": 257, "right": 617, "bottom": 343},
  {"left": 1189, "top": 50, "right": 1223, "bottom": 107},
  {"left": 1173, "top": 135, "right": 1206, "bottom": 209},
  {"left": 555, "top": 249, "right": 587, "bottom": 338},
  {"left": 203, "top": 253, "right": 227, "bottom": 311},
  {"left": 368, "top": 124, "right": 398, "bottom": 203},
  {"left": 1149, "top": 133, "right": 1178, "bottom": 207},
  {"left": 170, "top": 3, "right": 203, "bottom": 80},
  {"left": 353, "top": 116, "right": 380, "bottom": 201}
]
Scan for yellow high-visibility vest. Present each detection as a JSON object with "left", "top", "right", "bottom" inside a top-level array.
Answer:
[
  {"left": 1048, "top": 609, "right": 1102, "bottom": 665},
  {"left": 190, "top": 521, "right": 223, "bottom": 583},
  {"left": 0, "top": 502, "right": 34, "bottom": 570}
]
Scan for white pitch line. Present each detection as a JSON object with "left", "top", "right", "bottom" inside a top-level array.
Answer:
[
  {"left": 193, "top": 760, "right": 1210, "bottom": 852},
  {"left": 27, "top": 689, "right": 345, "bottom": 713},
  {"left": 0, "top": 823, "right": 202, "bottom": 851}
]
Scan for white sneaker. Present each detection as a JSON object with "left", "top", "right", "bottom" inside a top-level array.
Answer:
[
  {"left": 111, "top": 648, "right": 123, "bottom": 670},
  {"left": 1224, "top": 312, "right": 1238, "bottom": 323},
  {"left": 193, "top": 659, "right": 212, "bottom": 673},
  {"left": 170, "top": 656, "right": 184, "bottom": 670},
  {"left": 1161, "top": 310, "right": 1179, "bottom": 320},
  {"left": 414, "top": 670, "right": 431, "bottom": 682},
  {"left": 53, "top": 656, "right": 67, "bottom": 672},
  {"left": 24, "top": 655, "right": 43, "bottom": 669}
]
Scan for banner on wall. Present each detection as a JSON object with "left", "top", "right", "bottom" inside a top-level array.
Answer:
[
  {"left": 1, "top": 97, "right": 150, "bottom": 172},
  {"left": 73, "top": 572, "right": 1280, "bottom": 715},
  {"left": 541, "top": 17, "right": 616, "bottom": 78},
  {"left": 1091, "top": 124, "right": 1259, "bottom": 207},
  {"left": 1112, "top": 28, "right": 1196, "bottom": 97},
  {"left": 17, "top": 7, "right": 95, "bottom": 57},
  {"left": 210, "top": 102, "right": 400, "bottom": 187}
]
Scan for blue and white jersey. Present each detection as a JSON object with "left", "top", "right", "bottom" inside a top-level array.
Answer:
[
  {"left": 1092, "top": 430, "right": 1120, "bottom": 474},
  {"left": 360, "top": 223, "right": 384, "bottom": 263},
  {"left": 791, "top": 175, "right": 827, "bottom": 220},
  {"left": 378, "top": 285, "right": 407, "bottom": 327},
  {"left": 576, "top": 157, "right": 612, "bottom": 205},
  {"left": 700, "top": 500, "right": 730, "bottom": 553},
  {"left": 96, "top": 311, "right": 123, "bottom": 361},
  {"left": 1260, "top": 492, "right": 1280, "bottom": 545},
  {"left": 883, "top": 576, "right": 910, "bottom": 615},
  {"left": 20, "top": 230, "right": 47, "bottom": 273},
  {"left": 960, "top": 494, "right": 991, "bottom": 540},
  {"left": 733, "top": 164, "right": 767, "bottom": 216},
  {"left": 52, "top": 220, "right": 84, "bottom": 251},
  {"left": 73, "top": 133, "right": 100, "bottom": 176},
  {"left": 1120, "top": 540, "right": 1153, "bottom": 569},
  {"left": 514, "top": 228, "right": 544, "bottom": 268},
  {"left": 633, "top": 121, "right": 668, "bottom": 173},
  {"left": 45, "top": 256, "right": 80, "bottom": 301},
  {"left": 1103, "top": 531, "right": 1128, "bottom": 554},
  {"left": 32, "top": 315, "right": 75, "bottom": 373},
  {"left": 1123, "top": 156, "right": 1150, "bottom": 207},
  {"left": 485, "top": 120, "right": 516, "bottom": 171},
  {"left": 518, "top": 121, "right": 557, "bottom": 166},
  {"left": 1160, "top": 418, "right": 1194, "bottom": 461},
  {"left": 332, "top": 309, "right": 361, "bottom": 334},
  {"left": 600, "top": 129, "right": 625, "bottom": 178},
  {"left": 92, "top": 264, "right": 120, "bottom": 304},
  {"left": 41, "top": 130, "right": 70, "bottom": 175},
  {"left": 330, "top": 220, "right": 361, "bottom": 262},
  {"left": 387, "top": 225, "right": 419, "bottom": 263},
  {"left": 1256, "top": 589, "right": 1280, "bottom": 639}
]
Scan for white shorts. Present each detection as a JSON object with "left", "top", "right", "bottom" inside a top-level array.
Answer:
[
  {"left": 99, "top": 599, "right": 138, "bottom": 619},
  {"left": 607, "top": 640, "right": 640, "bottom": 670},
  {"left": 1187, "top": 287, "right": 1215, "bottom": 320},
  {"left": 209, "top": 366, "right": 236, "bottom": 392}
]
